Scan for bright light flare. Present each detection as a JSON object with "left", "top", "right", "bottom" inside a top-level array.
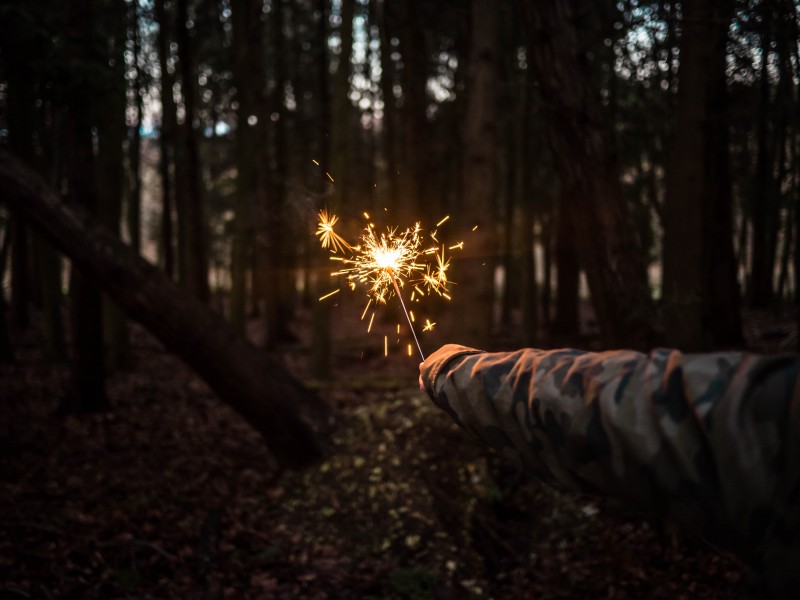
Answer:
[{"left": 316, "top": 210, "right": 463, "bottom": 359}]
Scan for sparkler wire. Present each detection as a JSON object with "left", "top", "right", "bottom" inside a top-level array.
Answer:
[{"left": 390, "top": 273, "right": 425, "bottom": 362}]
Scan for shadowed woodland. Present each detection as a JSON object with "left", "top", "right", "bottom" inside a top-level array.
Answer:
[{"left": 1, "top": 0, "right": 800, "bottom": 597}]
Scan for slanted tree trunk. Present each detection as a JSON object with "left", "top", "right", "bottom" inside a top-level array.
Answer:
[
  {"left": 520, "top": 0, "right": 656, "bottom": 348},
  {"left": 0, "top": 150, "right": 327, "bottom": 469}
]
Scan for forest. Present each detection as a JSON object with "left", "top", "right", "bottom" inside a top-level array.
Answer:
[{"left": 1, "top": 0, "right": 799, "bottom": 597}]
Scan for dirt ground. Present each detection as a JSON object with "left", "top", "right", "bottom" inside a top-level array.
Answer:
[{"left": 2, "top": 301, "right": 796, "bottom": 599}]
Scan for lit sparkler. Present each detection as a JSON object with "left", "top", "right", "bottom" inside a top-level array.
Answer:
[{"left": 316, "top": 210, "right": 461, "bottom": 360}]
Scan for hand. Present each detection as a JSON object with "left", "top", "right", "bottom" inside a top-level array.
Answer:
[{"left": 418, "top": 363, "right": 425, "bottom": 392}]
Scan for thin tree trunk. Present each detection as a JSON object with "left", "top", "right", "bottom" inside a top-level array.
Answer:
[
  {"left": 0, "top": 221, "right": 14, "bottom": 362},
  {"left": 265, "top": 0, "right": 294, "bottom": 347},
  {"left": 62, "top": 0, "right": 108, "bottom": 412},
  {"left": 749, "top": 10, "right": 776, "bottom": 308},
  {"left": 97, "top": 0, "right": 131, "bottom": 371},
  {"left": 453, "top": 0, "right": 498, "bottom": 348},
  {"left": 9, "top": 213, "right": 30, "bottom": 331},
  {"left": 156, "top": 0, "right": 176, "bottom": 281},
  {"left": 0, "top": 149, "right": 327, "bottom": 468},
  {"left": 395, "top": 0, "right": 427, "bottom": 222},
  {"left": 231, "top": 0, "right": 265, "bottom": 333},
  {"left": 553, "top": 198, "right": 580, "bottom": 336},
  {"left": 519, "top": 67, "right": 538, "bottom": 346},
  {"left": 310, "top": 0, "right": 334, "bottom": 379},
  {"left": 176, "top": 0, "right": 210, "bottom": 303},
  {"left": 664, "top": 0, "right": 740, "bottom": 349},
  {"left": 374, "top": 0, "right": 399, "bottom": 212},
  {"left": 128, "top": 0, "right": 143, "bottom": 257}
]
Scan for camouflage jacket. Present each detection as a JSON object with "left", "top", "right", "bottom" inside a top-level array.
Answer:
[{"left": 420, "top": 344, "right": 800, "bottom": 598}]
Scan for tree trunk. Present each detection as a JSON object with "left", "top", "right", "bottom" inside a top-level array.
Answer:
[
  {"left": 663, "top": 0, "right": 740, "bottom": 350},
  {"left": 552, "top": 198, "right": 580, "bottom": 336},
  {"left": 311, "top": 0, "right": 354, "bottom": 378},
  {"left": 62, "top": 0, "right": 108, "bottom": 413},
  {"left": 264, "top": 0, "right": 294, "bottom": 347},
  {"left": 97, "top": 0, "right": 131, "bottom": 371},
  {"left": 0, "top": 223, "right": 14, "bottom": 362},
  {"left": 176, "top": 0, "right": 210, "bottom": 303},
  {"left": 156, "top": 0, "right": 176, "bottom": 280},
  {"left": 520, "top": 0, "right": 656, "bottom": 348},
  {"left": 518, "top": 66, "right": 538, "bottom": 347},
  {"left": 453, "top": 0, "right": 498, "bottom": 348},
  {"left": 0, "top": 150, "right": 327, "bottom": 469},
  {"left": 128, "top": 0, "right": 143, "bottom": 257},
  {"left": 310, "top": 0, "right": 333, "bottom": 379},
  {"left": 705, "top": 0, "right": 743, "bottom": 346},
  {"left": 395, "top": 0, "right": 427, "bottom": 222},
  {"left": 231, "top": 0, "right": 266, "bottom": 333},
  {"left": 374, "top": 0, "right": 399, "bottom": 212}
]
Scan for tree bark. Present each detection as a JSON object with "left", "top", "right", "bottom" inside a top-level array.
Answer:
[
  {"left": 62, "top": 0, "right": 108, "bottom": 412},
  {"left": 552, "top": 197, "right": 580, "bottom": 336},
  {"left": 264, "top": 0, "right": 294, "bottom": 346},
  {"left": 97, "top": 0, "right": 131, "bottom": 371},
  {"left": 663, "top": 0, "right": 740, "bottom": 350},
  {"left": 231, "top": 0, "right": 266, "bottom": 333},
  {"left": 453, "top": 0, "right": 498, "bottom": 348},
  {"left": 0, "top": 150, "right": 327, "bottom": 469},
  {"left": 519, "top": 0, "right": 656, "bottom": 348},
  {"left": 156, "top": 0, "right": 176, "bottom": 280},
  {"left": 395, "top": 0, "right": 428, "bottom": 222},
  {"left": 176, "top": 0, "right": 210, "bottom": 303},
  {"left": 374, "top": 0, "right": 399, "bottom": 212}
]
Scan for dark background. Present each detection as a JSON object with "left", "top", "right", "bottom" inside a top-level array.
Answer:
[{"left": 0, "top": 0, "right": 798, "bottom": 597}]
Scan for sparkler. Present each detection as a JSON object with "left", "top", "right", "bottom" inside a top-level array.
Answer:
[{"left": 316, "top": 210, "right": 460, "bottom": 361}]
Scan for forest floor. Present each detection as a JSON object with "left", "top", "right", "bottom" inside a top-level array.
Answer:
[{"left": 1, "top": 300, "right": 797, "bottom": 599}]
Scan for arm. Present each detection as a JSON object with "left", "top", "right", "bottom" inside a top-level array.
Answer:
[{"left": 420, "top": 343, "right": 800, "bottom": 585}]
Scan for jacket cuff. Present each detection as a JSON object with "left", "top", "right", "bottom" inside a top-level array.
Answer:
[{"left": 420, "top": 344, "right": 485, "bottom": 399}]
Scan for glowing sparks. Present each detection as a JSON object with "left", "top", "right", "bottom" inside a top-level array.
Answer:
[
  {"left": 318, "top": 289, "right": 340, "bottom": 301},
  {"left": 330, "top": 221, "right": 426, "bottom": 305},
  {"left": 316, "top": 210, "right": 464, "bottom": 359},
  {"left": 316, "top": 209, "right": 351, "bottom": 254},
  {"left": 312, "top": 159, "right": 319, "bottom": 165}
]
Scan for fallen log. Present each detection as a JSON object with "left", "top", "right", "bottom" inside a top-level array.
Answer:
[{"left": 0, "top": 150, "right": 327, "bottom": 469}]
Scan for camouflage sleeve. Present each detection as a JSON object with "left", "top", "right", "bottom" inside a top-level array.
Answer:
[{"left": 420, "top": 343, "right": 800, "bottom": 596}]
